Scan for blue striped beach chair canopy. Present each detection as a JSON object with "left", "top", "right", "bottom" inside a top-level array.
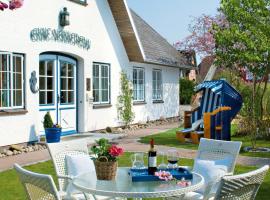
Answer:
[{"left": 195, "top": 80, "right": 243, "bottom": 119}]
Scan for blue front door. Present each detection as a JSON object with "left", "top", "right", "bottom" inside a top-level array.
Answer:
[{"left": 39, "top": 54, "right": 77, "bottom": 135}]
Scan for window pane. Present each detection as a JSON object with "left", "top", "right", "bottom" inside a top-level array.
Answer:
[
  {"left": 47, "top": 91, "right": 53, "bottom": 104},
  {"left": 60, "top": 91, "right": 66, "bottom": 103},
  {"left": 1, "top": 90, "right": 10, "bottom": 107},
  {"left": 68, "top": 91, "right": 74, "bottom": 103},
  {"left": 39, "top": 91, "right": 45, "bottom": 104},
  {"left": 102, "top": 90, "right": 108, "bottom": 102},
  {"left": 0, "top": 55, "right": 9, "bottom": 71},
  {"left": 39, "top": 77, "right": 45, "bottom": 90},
  {"left": 15, "top": 56, "right": 22, "bottom": 73},
  {"left": 61, "top": 78, "right": 66, "bottom": 90},
  {"left": 101, "top": 78, "right": 108, "bottom": 90},
  {"left": 47, "top": 77, "right": 53, "bottom": 90},
  {"left": 93, "top": 77, "right": 99, "bottom": 90},
  {"left": 139, "top": 70, "right": 143, "bottom": 79},
  {"left": 93, "top": 65, "right": 99, "bottom": 77},
  {"left": 133, "top": 69, "right": 137, "bottom": 80},
  {"left": 101, "top": 65, "right": 108, "bottom": 77},
  {"left": 39, "top": 61, "right": 45, "bottom": 75},
  {"left": 13, "top": 90, "right": 22, "bottom": 106},
  {"left": 93, "top": 90, "right": 99, "bottom": 102},
  {"left": 61, "top": 63, "right": 67, "bottom": 77},
  {"left": 16, "top": 74, "right": 22, "bottom": 89},
  {"left": 68, "top": 64, "right": 74, "bottom": 77},
  {"left": 68, "top": 78, "right": 74, "bottom": 90},
  {"left": 2, "top": 72, "right": 9, "bottom": 89},
  {"left": 47, "top": 61, "right": 53, "bottom": 76}
]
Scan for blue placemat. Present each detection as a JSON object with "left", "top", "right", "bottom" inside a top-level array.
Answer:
[{"left": 128, "top": 168, "right": 193, "bottom": 182}]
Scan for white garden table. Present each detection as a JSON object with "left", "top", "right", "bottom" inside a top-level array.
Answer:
[{"left": 72, "top": 167, "right": 204, "bottom": 199}]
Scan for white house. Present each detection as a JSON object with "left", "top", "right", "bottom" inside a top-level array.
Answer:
[{"left": 0, "top": 0, "right": 193, "bottom": 147}]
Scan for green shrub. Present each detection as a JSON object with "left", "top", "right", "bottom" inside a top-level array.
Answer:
[
  {"left": 43, "top": 112, "right": 53, "bottom": 129},
  {"left": 179, "top": 78, "right": 196, "bottom": 104}
]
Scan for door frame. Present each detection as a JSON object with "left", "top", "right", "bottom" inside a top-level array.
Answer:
[{"left": 39, "top": 53, "right": 78, "bottom": 136}]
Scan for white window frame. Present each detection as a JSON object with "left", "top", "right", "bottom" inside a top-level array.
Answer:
[
  {"left": 152, "top": 69, "right": 163, "bottom": 101},
  {"left": 92, "top": 63, "right": 110, "bottom": 105},
  {"left": 0, "top": 52, "right": 24, "bottom": 109},
  {"left": 133, "top": 67, "right": 145, "bottom": 102}
]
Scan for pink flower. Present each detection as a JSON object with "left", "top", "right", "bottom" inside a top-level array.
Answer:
[
  {"left": 0, "top": 2, "right": 8, "bottom": 10},
  {"left": 109, "top": 145, "right": 124, "bottom": 157},
  {"left": 9, "top": 0, "right": 23, "bottom": 10},
  {"left": 177, "top": 180, "right": 191, "bottom": 187},
  {"left": 154, "top": 171, "right": 173, "bottom": 181}
]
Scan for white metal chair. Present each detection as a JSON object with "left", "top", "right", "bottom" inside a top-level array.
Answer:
[
  {"left": 184, "top": 165, "right": 269, "bottom": 200},
  {"left": 188, "top": 138, "right": 242, "bottom": 199},
  {"left": 167, "top": 138, "right": 242, "bottom": 200},
  {"left": 14, "top": 163, "right": 61, "bottom": 200},
  {"left": 47, "top": 139, "right": 90, "bottom": 193},
  {"left": 215, "top": 165, "right": 269, "bottom": 200},
  {"left": 47, "top": 139, "right": 115, "bottom": 200},
  {"left": 196, "top": 138, "right": 242, "bottom": 173}
]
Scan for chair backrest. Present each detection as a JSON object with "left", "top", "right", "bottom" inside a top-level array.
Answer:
[
  {"left": 215, "top": 165, "right": 269, "bottom": 200},
  {"left": 196, "top": 138, "right": 242, "bottom": 173},
  {"left": 14, "top": 163, "right": 60, "bottom": 200},
  {"left": 47, "top": 139, "right": 89, "bottom": 192}
]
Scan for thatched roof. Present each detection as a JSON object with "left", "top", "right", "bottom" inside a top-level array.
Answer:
[{"left": 107, "top": 0, "right": 193, "bottom": 69}]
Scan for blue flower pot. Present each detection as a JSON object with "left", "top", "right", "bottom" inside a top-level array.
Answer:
[{"left": 45, "top": 128, "right": 61, "bottom": 143}]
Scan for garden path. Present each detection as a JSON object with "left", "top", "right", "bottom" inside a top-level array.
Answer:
[{"left": 0, "top": 122, "right": 269, "bottom": 172}]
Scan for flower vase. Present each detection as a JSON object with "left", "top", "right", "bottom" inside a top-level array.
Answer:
[{"left": 94, "top": 159, "right": 118, "bottom": 180}]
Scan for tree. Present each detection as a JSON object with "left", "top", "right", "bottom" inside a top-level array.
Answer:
[
  {"left": 117, "top": 71, "right": 134, "bottom": 127},
  {"left": 214, "top": 0, "right": 270, "bottom": 148},
  {"left": 174, "top": 14, "right": 226, "bottom": 59},
  {"left": 0, "top": 0, "right": 23, "bottom": 11}
]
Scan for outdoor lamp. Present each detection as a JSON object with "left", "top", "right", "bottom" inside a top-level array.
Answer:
[{"left": 60, "top": 7, "right": 70, "bottom": 27}]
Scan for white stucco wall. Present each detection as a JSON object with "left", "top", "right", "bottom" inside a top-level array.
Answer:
[
  {"left": 130, "top": 62, "right": 180, "bottom": 123},
  {"left": 0, "top": 0, "right": 130, "bottom": 146},
  {"left": 0, "top": 0, "right": 180, "bottom": 146}
]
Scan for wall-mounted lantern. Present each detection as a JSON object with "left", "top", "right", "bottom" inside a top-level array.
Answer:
[{"left": 59, "top": 7, "right": 70, "bottom": 27}]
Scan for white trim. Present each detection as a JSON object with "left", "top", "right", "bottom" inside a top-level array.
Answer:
[
  {"left": 133, "top": 67, "right": 145, "bottom": 102},
  {"left": 123, "top": 0, "right": 146, "bottom": 61},
  {"left": 152, "top": 69, "right": 163, "bottom": 101},
  {"left": 92, "top": 63, "right": 110, "bottom": 105},
  {"left": 0, "top": 52, "right": 24, "bottom": 110}
]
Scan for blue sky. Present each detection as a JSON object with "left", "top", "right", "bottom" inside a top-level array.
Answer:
[{"left": 127, "top": 0, "right": 220, "bottom": 45}]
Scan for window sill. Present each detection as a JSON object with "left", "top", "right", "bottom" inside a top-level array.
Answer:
[
  {"left": 153, "top": 100, "right": 164, "bottom": 104},
  {"left": 133, "top": 101, "right": 147, "bottom": 105},
  {"left": 0, "top": 109, "right": 28, "bottom": 116},
  {"left": 93, "top": 104, "right": 112, "bottom": 109},
  {"left": 68, "top": 0, "right": 88, "bottom": 6}
]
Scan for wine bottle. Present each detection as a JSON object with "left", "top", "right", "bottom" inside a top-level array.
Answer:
[{"left": 148, "top": 138, "right": 157, "bottom": 175}]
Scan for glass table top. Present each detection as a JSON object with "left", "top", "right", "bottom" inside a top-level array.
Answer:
[{"left": 72, "top": 167, "right": 204, "bottom": 198}]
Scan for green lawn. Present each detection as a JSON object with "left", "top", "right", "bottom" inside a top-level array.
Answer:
[
  {"left": 139, "top": 127, "right": 270, "bottom": 158},
  {"left": 0, "top": 153, "right": 269, "bottom": 200}
]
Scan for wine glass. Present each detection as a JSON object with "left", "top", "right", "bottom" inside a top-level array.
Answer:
[
  {"left": 167, "top": 149, "right": 178, "bottom": 169},
  {"left": 158, "top": 151, "right": 167, "bottom": 169}
]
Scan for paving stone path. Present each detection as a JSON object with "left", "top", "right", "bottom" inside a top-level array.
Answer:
[{"left": 0, "top": 122, "right": 269, "bottom": 172}]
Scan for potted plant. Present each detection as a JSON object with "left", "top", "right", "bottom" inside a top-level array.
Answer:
[
  {"left": 91, "top": 138, "right": 124, "bottom": 180},
  {"left": 43, "top": 112, "right": 62, "bottom": 143}
]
